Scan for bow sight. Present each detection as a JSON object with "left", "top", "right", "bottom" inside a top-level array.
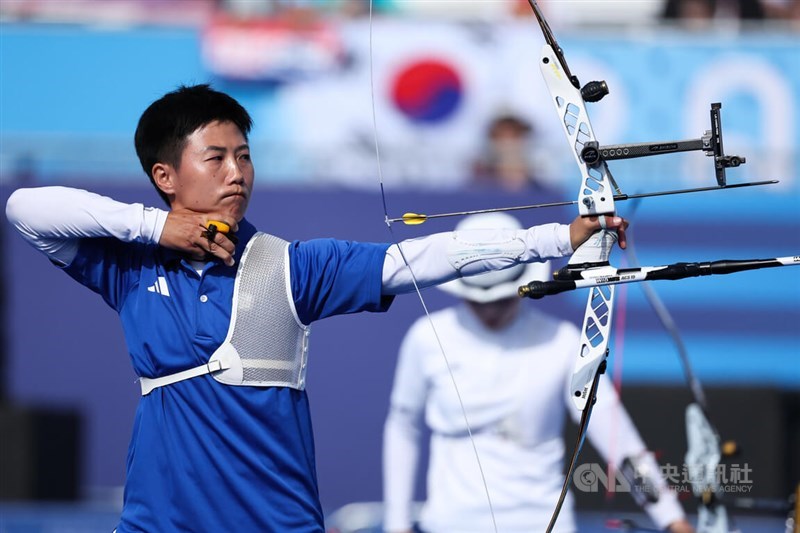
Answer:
[{"left": 579, "top": 102, "right": 746, "bottom": 188}]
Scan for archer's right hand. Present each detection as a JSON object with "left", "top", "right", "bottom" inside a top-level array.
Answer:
[{"left": 159, "top": 209, "right": 239, "bottom": 267}]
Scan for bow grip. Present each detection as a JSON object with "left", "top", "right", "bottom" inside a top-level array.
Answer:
[{"left": 569, "top": 227, "right": 618, "bottom": 267}]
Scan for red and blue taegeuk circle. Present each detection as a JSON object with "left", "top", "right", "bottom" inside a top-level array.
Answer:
[{"left": 390, "top": 58, "right": 463, "bottom": 124}]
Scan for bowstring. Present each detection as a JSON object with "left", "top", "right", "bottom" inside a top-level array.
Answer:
[{"left": 367, "top": 3, "right": 497, "bottom": 532}]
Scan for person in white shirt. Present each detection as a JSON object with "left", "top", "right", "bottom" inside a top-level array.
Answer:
[{"left": 382, "top": 212, "right": 694, "bottom": 533}]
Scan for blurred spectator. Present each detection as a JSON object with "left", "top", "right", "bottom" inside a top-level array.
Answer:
[
  {"left": 471, "top": 113, "right": 548, "bottom": 193},
  {"left": 762, "top": 0, "right": 800, "bottom": 26},
  {"left": 220, "top": 0, "right": 324, "bottom": 20},
  {"left": 335, "top": 0, "right": 397, "bottom": 18},
  {"left": 0, "top": 0, "right": 216, "bottom": 25},
  {"left": 218, "top": 0, "right": 395, "bottom": 20},
  {"left": 384, "top": 0, "right": 536, "bottom": 21},
  {"left": 723, "top": 0, "right": 767, "bottom": 18},
  {"left": 662, "top": 0, "right": 766, "bottom": 26},
  {"left": 663, "top": 0, "right": 716, "bottom": 21}
]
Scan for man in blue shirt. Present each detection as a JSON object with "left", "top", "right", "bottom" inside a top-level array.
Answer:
[{"left": 6, "top": 84, "right": 627, "bottom": 532}]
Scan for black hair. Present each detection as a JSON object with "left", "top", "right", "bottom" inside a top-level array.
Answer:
[{"left": 134, "top": 84, "right": 253, "bottom": 205}]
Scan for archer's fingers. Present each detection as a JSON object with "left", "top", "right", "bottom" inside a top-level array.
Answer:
[
  {"left": 203, "top": 225, "right": 237, "bottom": 255},
  {"left": 200, "top": 228, "right": 236, "bottom": 267},
  {"left": 615, "top": 223, "right": 627, "bottom": 249},
  {"left": 603, "top": 215, "right": 628, "bottom": 249},
  {"left": 600, "top": 215, "right": 627, "bottom": 230}
]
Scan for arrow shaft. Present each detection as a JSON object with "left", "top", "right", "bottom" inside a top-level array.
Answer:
[{"left": 387, "top": 181, "right": 777, "bottom": 225}]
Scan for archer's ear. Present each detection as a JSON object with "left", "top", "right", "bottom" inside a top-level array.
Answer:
[{"left": 152, "top": 163, "right": 175, "bottom": 196}]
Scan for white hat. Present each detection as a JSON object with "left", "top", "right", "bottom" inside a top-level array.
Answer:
[{"left": 438, "top": 212, "right": 551, "bottom": 303}]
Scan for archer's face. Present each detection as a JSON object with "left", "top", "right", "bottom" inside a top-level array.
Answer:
[
  {"left": 162, "top": 120, "right": 254, "bottom": 222},
  {"left": 466, "top": 296, "right": 521, "bottom": 331}
]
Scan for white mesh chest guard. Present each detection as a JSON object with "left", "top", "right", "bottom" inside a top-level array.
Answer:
[{"left": 208, "top": 232, "right": 310, "bottom": 389}]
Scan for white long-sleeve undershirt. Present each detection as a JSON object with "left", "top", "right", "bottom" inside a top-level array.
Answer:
[
  {"left": 6, "top": 187, "right": 573, "bottom": 293},
  {"left": 381, "top": 223, "right": 572, "bottom": 295},
  {"left": 5, "top": 186, "right": 167, "bottom": 266}
]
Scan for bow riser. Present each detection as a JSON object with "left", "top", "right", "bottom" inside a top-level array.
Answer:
[
  {"left": 539, "top": 44, "right": 616, "bottom": 218},
  {"left": 539, "top": 35, "right": 622, "bottom": 415}
]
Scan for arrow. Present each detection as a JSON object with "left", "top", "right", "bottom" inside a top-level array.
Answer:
[{"left": 387, "top": 181, "right": 777, "bottom": 225}]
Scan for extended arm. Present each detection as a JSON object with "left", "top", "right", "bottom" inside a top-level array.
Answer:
[
  {"left": 6, "top": 186, "right": 238, "bottom": 266},
  {"left": 381, "top": 216, "right": 627, "bottom": 295}
]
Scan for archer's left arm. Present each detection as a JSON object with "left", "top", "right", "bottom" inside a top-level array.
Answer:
[
  {"left": 381, "top": 222, "right": 571, "bottom": 295},
  {"left": 381, "top": 215, "right": 628, "bottom": 295}
]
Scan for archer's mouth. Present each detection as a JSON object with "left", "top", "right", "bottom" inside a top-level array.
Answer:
[{"left": 222, "top": 190, "right": 249, "bottom": 201}]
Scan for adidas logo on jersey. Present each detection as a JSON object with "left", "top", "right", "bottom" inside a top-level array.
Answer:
[{"left": 147, "top": 276, "right": 171, "bottom": 297}]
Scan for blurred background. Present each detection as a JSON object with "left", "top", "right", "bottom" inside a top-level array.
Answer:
[{"left": 1, "top": 0, "right": 798, "bottom": 531}]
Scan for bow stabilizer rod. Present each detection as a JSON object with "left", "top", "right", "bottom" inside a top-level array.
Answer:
[{"left": 519, "top": 256, "right": 800, "bottom": 299}]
